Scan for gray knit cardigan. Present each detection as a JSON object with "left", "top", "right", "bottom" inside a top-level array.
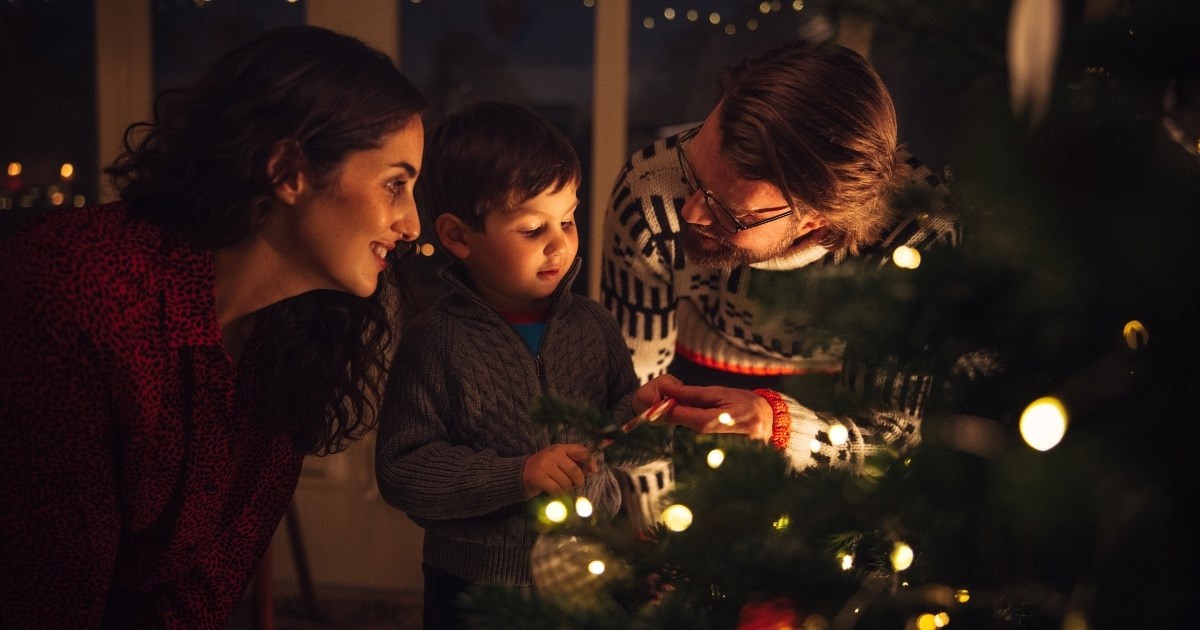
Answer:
[{"left": 375, "top": 258, "right": 639, "bottom": 586}]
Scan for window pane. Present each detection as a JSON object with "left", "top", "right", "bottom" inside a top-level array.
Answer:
[
  {"left": 152, "top": 0, "right": 305, "bottom": 92},
  {"left": 401, "top": 0, "right": 596, "bottom": 293},
  {"left": 1, "top": 2, "right": 97, "bottom": 236},
  {"left": 628, "top": 1, "right": 816, "bottom": 148}
]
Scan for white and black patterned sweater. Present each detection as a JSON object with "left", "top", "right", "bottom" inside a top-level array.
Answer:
[{"left": 601, "top": 132, "right": 959, "bottom": 472}]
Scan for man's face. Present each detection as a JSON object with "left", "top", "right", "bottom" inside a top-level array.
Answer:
[{"left": 677, "top": 107, "right": 821, "bottom": 269}]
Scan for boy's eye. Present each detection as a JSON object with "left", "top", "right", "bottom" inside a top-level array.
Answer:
[{"left": 520, "top": 226, "right": 544, "bottom": 237}]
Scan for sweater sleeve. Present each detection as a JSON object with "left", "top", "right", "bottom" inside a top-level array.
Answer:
[
  {"left": 770, "top": 152, "right": 956, "bottom": 470},
  {"left": 374, "top": 317, "right": 531, "bottom": 520},
  {"left": 600, "top": 153, "right": 684, "bottom": 385}
]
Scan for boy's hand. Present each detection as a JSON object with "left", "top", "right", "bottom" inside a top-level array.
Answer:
[{"left": 522, "top": 444, "right": 598, "bottom": 498}]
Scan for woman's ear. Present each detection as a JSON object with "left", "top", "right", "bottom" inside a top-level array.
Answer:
[
  {"left": 267, "top": 139, "right": 307, "bottom": 206},
  {"left": 435, "top": 214, "right": 472, "bottom": 260}
]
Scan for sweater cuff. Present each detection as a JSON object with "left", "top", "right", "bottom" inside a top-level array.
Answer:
[{"left": 753, "top": 388, "right": 790, "bottom": 450}]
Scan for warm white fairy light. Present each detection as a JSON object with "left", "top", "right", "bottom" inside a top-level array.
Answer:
[
  {"left": 758, "top": 1, "right": 771, "bottom": 12},
  {"left": 772, "top": 514, "right": 790, "bottom": 531},
  {"left": 717, "top": 412, "right": 735, "bottom": 426},
  {"left": 1122, "top": 320, "right": 1148, "bottom": 350},
  {"left": 59, "top": 163, "right": 74, "bottom": 179},
  {"left": 643, "top": 17, "right": 655, "bottom": 28},
  {"left": 934, "top": 612, "right": 950, "bottom": 627},
  {"left": 661, "top": 504, "right": 693, "bottom": 531},
  {"left": 891, "top": 541, "right": 914, "bottom": 571},
  {"left": 708, "top": 12, "right": 721, "bottom": 24},
  {"left": 792, "top": 0, "right": 805, "bottom": 10},
  {"left": 587, "top": 559, "right": 606, "bottom": 575},
  {"left": 954, "top": 588, "right": 970, "bottom": 603},
  {"left": 686, "top": 9, "right": 698, "bottom": 21},
  {"left": 892, "top": 245, "right": 922, "bottom": 269},
  {"left": 663, "top": 7, "right": 676, "bottom": 19},
  {"left": 809, "top": 438, "right": 821, "bottom": 453},
  {"left": 575, "top": 496, "right": 593, "bottom": 518},
  {"left": 724, "top": 24, "right": 736, "bottom": 34},
  {"left": 1019, "top": 396, "right": 1068, "bottom": 451},
  {"left": 544, "top": 500, "right": 568, "bottom": 523},
  {"left": 7, "top": 162, "right": 20, "bottom": 177},
  {"left": 706, "top": 448, "right": 725, "bottom": 468},
  {"left": 840, "top": 553, "right": 854, "bottom": 570},
  {"left": 746, "top": 19, "right": 759, "bottom": 30},
  {"left": 828, "top": 423, "right": 848, "bottom": 445}
]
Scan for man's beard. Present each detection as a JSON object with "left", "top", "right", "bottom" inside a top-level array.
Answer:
[{"left": 680, "top": 222, "right": 807, "bottom": 270}]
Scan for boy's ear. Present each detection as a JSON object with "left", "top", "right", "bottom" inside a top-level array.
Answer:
[
  {"left": 435, "top": 214, "right": 472, "bottom": 260},
  {"left": 268, "top": 139, "right": 307, "bottom": 206}
]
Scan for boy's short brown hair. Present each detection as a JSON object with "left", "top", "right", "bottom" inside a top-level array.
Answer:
[{"left": 417, "top": 100, "right": 581, "bottom": 232}]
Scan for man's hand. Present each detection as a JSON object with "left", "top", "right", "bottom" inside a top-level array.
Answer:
[
  {"left": 522, "top": 444, "right": 597, "bottom": 498},
  {"left": 656, "top": 382, "right": 774, "bottom": 442},
  {"left": 632, "top": 374, "right": 684, "bottom": 415}
]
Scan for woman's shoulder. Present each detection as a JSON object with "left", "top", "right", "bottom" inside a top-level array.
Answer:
[{"left": 1, "top": 202, "right": 171, "bottom": 320}]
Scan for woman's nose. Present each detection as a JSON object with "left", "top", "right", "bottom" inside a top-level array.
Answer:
[{"left": 394, "top": 205, "right": 421, "bottom": 242}]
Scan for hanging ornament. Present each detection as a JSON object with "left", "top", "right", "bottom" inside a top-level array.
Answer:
[
  {"left": 737, "top": 596, "right": 829, "bottom": 630},
  {"left": 530, "top": 533, "right": 624, "bottom": 607}
]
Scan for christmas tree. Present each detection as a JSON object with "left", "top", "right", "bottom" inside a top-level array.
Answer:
[{"left": 458, "top": 2, "right": 1198, "bottom": 628}]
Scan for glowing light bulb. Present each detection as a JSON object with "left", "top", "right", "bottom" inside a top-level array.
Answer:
[
  {"left": 717, "top": 412, "right": 735, "bottom": 426},
  {"left": 708, "top": 11, "right": 721, "bottom": 24},
  {"left": 544, "top": 500, "right": 568, "bottom": 523},
  {"left": 892, "top": 245, "right": 921, "bottom": 269},
  {"left": 828, "top": 423, "right": 848, "bottom": 445},
  {"left": 663, "top": 7, "right": 675, "bottom": 19},
  {"left": 660, "top": 504, "right": 693, "bottom": 531},
  {"left": 587, "top": 560, "right": 606, "bottom": 575},
  {"left": 1122, "top": 320, "right": 1148, "bottom": 350},
  {"left": 809, "top": 438, "right": 821, "bottom": 453},
  {"left": 840, "top": 553, "right": 854, "bottom": 570},
  {"left": 891, "top": 542, "right": 914, "bottom": 571},
  {"left": 772, "top": 514, "right": 790, "bottom": 531},
  {"left": 7, "top": 162, "right": 20, "bottom": 177},
  {"left": 706, "top": 448, "right": 725, "bottom": 468},
  {"left": 934, "top": 612, "right": 950, "bottom": 627},
  {"left": 60, "top": 163, "right": 74, "bottom": 179},
  {"left": 575, "top": 496, "right": 593, "bottom": 518},
  {"left": 954, "top": 588, "right": 970, "bottom": 603},
  {"left": 642, "top": 17, "right": 655, "bottom": 28},
  {"left": 1019, "top": 396, "right": 1068, "bottom": 451}
]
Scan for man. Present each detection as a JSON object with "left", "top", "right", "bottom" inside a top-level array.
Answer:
[{"left": 601, "top": 40, "right": 958, "bottom": 471}]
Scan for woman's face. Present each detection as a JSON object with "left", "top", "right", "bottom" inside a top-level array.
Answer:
[{"left": 286, "top": 118, "right": 424, "bottom": 297}]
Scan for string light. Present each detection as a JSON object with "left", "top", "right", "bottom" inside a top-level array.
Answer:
[
  {"left": 840, "top": 552, "right": 854, "bottom": 570},
  {"left": 587, "top": 559, "right": 606, "bottom": 575},
  {"left": 892, "top": 245, "right": 922, "bottom": 269},
  {"left": 717, "top": 412, "right": 735, "bottom": 426},
  {"left": 890, "top": 541, "right": 914, "bottom": 571},
  {"left": 544, "top": 500, "right": 568, "bottom": 523},
  {"left": 575, "top": 496, "right": 593, "bottom": 518},
  {"left": 1122, "top": 320, "right": 1148, "bottom": 350},
  {"left": 660, "top": 503, "right": 693, "bottom": 531},
  {"left": 1019, "top": 396, "right": 1068, "bottom": 451},
  {"left": 706, "top": 448, "right": 725, "bottom": 468},
  {"left": 828, "top": 423, "right": 848, "bottom": 445},
  {"left": 954, "top": 588, "right": 970, "bottom": 603}
]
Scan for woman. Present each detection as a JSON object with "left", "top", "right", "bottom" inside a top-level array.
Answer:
[{"left": 0, "top": 25, "right": 426, "bottom": 628}]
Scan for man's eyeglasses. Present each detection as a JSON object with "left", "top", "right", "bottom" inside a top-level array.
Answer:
[{"left": 675, "top": 125, "right": 794, "bottom": 234}]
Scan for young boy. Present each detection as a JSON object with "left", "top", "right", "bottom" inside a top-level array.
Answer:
[{"left": 374, "top": 101, "right": 671, "bottom": 630}]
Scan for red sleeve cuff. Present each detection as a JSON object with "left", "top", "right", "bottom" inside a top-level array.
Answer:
[{"left": 753, "top": 388, "right": 790, "bottom": 450}]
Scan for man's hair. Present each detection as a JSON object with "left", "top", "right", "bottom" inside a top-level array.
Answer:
[
  {"left": 418, "top": 100, "right": 581, "bottom": 232},
  {"left": 717, "top": 40, "right": 901, "bottom": 254}
]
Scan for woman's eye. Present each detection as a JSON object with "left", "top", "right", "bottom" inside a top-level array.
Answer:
[{"left": 386, "top": 179, "right": 409, "bottom": 199}]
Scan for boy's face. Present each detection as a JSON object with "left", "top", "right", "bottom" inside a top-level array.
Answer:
[{"left": 460, "top": 183, "right": 579, "bottom": 313}]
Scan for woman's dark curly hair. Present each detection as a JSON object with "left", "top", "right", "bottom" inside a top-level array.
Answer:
[{"left": 105, "top": 25, "right": 428, "bottom": 455}]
